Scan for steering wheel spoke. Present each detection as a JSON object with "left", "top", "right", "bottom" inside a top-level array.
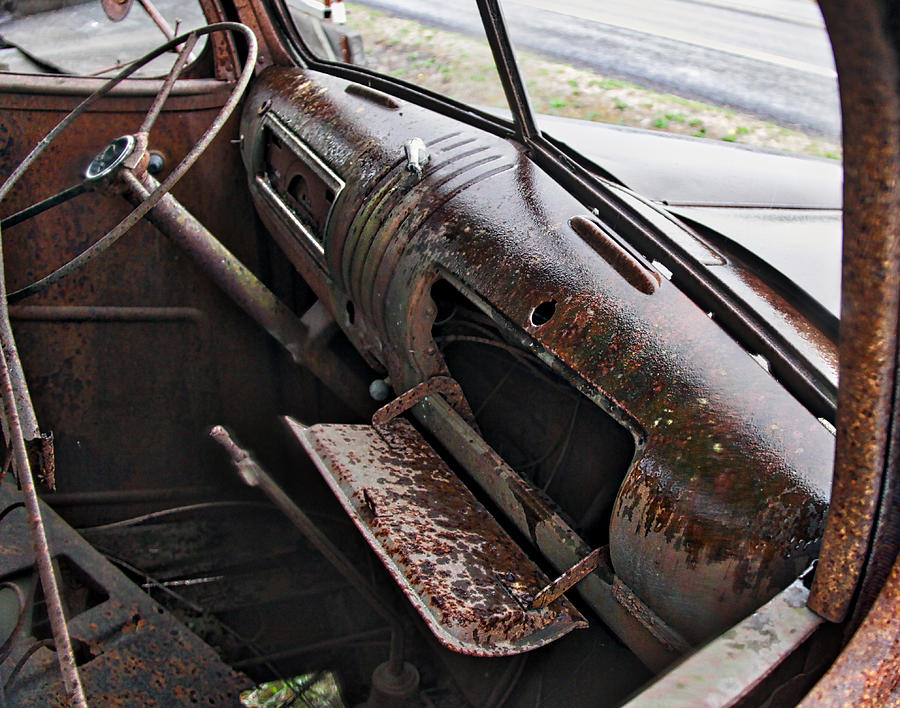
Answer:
[
  {"left": 139, "top": 31, "right": 200, "bottom": 135},
  {"left": 1, "top": 181, "right": 89, "bottom": 231}
]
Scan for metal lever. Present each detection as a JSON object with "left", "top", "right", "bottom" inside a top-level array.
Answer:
[
  {"left": 531, "top": 547, "right": 605, "bottom": 609},
  {"left": 403, "top": 138, "right": 430, "bottom": 180}
]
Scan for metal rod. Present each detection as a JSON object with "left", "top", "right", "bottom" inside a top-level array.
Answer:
[
  {"left": 0, "top": 310, "right": 39, "bottom": 444},
  {"left": 0, "top": 182, "right": 88, "bottom": 231},
  {"left": 0, "top": 240, "right": 86, "bottom": 704},
  {"left": 531, "top": 547, "right": 604, "bottom": 610},
  {"left": 139, "top": 33, "right": 199, "bottom": 134},
  {"left": 136, "top": 0, "right": 176, "bottom": 40},
  {"left": 209, "top": 426, "right": 406, "bottom": 675},
  {"left": 125, "top": 171, "right": 311, "bottom": 365},
  {"left": 4, "top": 23, "right": 258, "bottom": 304},
  {"left": 124, "top": 172, "right": 374, "bottom": 417},
  {"left": 0, "top": 582, "right": 27, "bottom": 663}
]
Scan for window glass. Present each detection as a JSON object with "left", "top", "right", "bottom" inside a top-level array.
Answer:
[
  {"left": 288, "top": 1, "right": 509, "bottom": 113},
  {"left": 0, "top": 0, "right": 208, "bottom": 77},
  {"left": 498, "top": 0, "right": 841, "bottom": 160}
]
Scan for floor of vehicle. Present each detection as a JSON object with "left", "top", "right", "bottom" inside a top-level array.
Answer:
[{"left": 20, "top": 460, "right": 652, "bottom": 706}]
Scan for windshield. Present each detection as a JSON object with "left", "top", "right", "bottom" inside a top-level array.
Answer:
[{"left": 284, "top": 0, "right": 841, "bottom": 161}]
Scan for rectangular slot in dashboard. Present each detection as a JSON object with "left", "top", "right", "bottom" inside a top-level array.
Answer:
[{"left": 256, "top": 114, "right": 345, "bottom": 259}]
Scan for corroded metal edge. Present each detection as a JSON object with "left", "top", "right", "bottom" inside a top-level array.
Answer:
[
  {"left": 620, "top": 577, "right": 823, "bottom": 708},
  {"left": 286, "top": 416, "right": 587, "bottom": 657}
]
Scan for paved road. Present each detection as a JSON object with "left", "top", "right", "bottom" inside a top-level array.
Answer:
[{"left": 357, "top": 0, "right": 841, "bottom": 137}]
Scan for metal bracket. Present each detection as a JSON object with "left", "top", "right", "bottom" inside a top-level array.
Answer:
[
  {"left": 531, "top": 547, "right": 605, "bottom": 609},
  {"left": 372, "top": 376, "right": 476, "bottom": 435}
]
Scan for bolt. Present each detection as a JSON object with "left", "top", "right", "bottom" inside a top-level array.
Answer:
[
  {"left": 369, "top": 378, "right": 392, "bottom": 402},
  {"left": 147, "top": 152, "right": 165, "bottom": 175}
]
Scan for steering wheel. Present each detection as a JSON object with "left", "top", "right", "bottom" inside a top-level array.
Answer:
[{"left": 0, "top": 22, "right": 258, "bottom": 303}]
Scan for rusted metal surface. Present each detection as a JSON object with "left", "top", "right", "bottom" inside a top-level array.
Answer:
[
  {"left": 800, "top": 545, "right": 900, "bottom": 706},
  {"left": 371, "top": 376, "right": 475, "bottom": 432},
  {"left": 807, "top": 0, "right": 900, "bottom": 624},
  {"left": 622, "top": 576, "right": 823, "bottom": 707},
  {"left": 290, "top": 415, "right": 587, "bottom": 656},
  {"left": 1, "top": 24, "right": 258, "bottom": 304},
  {"left": 242, "top": 67, "right": 834, "bottom": 656},
  {"left": 0, "top": 24, "right": 255, "bottom": 202},
  {"left": 8, "top": 305, "right": 206, "bottom": 323},
  {"left": 0, "top": 484, "right": 251, "bottom": 705},
  {"left": 34, "top": 432, "right": 55, "bottom": 492},
  {"left": 403, "top": 394, "right": 681, "bottom": 670},
  {"left": 0, "top": 233, "right": 86, "bottom": 704},
  {"left": 101, "top": 0, "right": 135, "bottom": 23},
  {"left": 0, "top": 77, "right": 293, "bottom": 524},
  {"left": 197, "top": 0, "right": 240, "bottom": 82},
  {"left": 128, "top": 171, "right": 374, "bottom": 417},
  {"left": 611, "top": 577, "right": 690, "bottom": 654},
  {"left": 531, "top": 547, "right": 604, "bottom": 610},
  {"left": 569, "top": 216, "right": 660, "bottom": 295},
  {"left": 0, "top": 74, "right": 231, "bottom": 99},
  {"left": 231, "top": 0, "right": 294, "bottom": 69}
]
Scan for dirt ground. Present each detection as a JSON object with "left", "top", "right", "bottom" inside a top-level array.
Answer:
[{"left": 345, "top": 5, "right": 841, "bottom": 160}]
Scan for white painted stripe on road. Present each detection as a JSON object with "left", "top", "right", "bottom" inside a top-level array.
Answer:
[{"left": 679, "top": 0, "right": 825, "bottom": 29}]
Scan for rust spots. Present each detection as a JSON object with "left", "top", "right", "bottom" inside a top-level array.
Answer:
[
  {"left": 297, "top": 418, "right": 586, "bottom": 656},
  {"left": 249, "top": 66, "right": 836, "bottom": 651}
]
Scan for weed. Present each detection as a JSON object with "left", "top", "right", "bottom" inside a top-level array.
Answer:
[
  {"left": 589, "top": 78, "right": 627, "bottom": 89},
  {"left": 350, "top": 4, "right": 841, "bottom": 158}
]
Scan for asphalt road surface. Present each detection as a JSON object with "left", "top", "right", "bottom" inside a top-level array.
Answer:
[{"left": 357, "top": 0, "right": 841, "bottom": 137}]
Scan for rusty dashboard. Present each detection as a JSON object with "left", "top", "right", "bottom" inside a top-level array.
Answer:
[{"left": 241, "top": 66, "right": 834, "bottom": 663}]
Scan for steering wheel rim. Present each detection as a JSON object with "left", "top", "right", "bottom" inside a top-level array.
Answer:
[{"left": 0, "top": 21, "right": 258, "bottom": 303}]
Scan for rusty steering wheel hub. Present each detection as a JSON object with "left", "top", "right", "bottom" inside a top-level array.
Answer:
[{"left": 84, "top": 135, "right": 136, "bottom": 183}]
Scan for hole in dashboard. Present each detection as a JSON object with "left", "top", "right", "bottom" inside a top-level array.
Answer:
[{"left": 530, "top": 300, "right": 556, "bottom": 326}]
